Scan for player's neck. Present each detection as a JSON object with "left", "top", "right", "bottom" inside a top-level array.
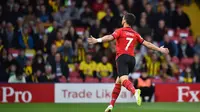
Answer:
[{"left": 123, "top": 24, "right": 131, "bottom": 28}]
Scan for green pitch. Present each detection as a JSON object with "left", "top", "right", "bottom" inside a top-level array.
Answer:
[{"left": 0, "top": 103, "right": 200, "bottom": 112}]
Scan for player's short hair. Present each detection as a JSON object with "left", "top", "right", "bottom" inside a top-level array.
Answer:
[{"left": 124, "top": 13, "right": 136, "bottom": 26}]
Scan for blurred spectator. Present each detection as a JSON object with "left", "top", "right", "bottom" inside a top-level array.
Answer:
[
  {"left": 145, "top": 3, "right": 155, "bottom": 28},
  {"left": 18, "top": 26, "right": 34, "bottom": 49},
  {"left": 46, "top": 21, "right": 59, "bottom": 52},
  {"left": 8, "top": 63, "right": 17, "bottom": 77},
  {"left": 110, "top": 0, "right": 122, "bottom": 17},
  {"left": 96, "top": 56, "right": 113, "bottom": 79},
  {"left": 153, "top": 19, "right": 167, "bottom": 42},
  {"left": 54, "top": 6, "right": 71, "bottom": 26},
  {"left": 47, "top": 44, "right": 57, "bottom": 65},
  {"left": 79, "top": 54, "right": 96, "bottom": 81},
  {"left": 0, "top": 5, "right": 3, "bottom": 22},
  {"left": 165, "top": 54, "right": 179, "bottom": 76},
  {"left": 15, "top": 17, "right": 24, "bottom": 34},
  {"left": 8, "top": 70, "right": 26, "bottom": 83},
  {"left": 20, "top": 0, "right": 30, "bottom": 15},
  {"left": 161, "top": 34, "right": 178, "bottom": 57},
  {"left": 16, "top": 49, "right": 28, "bottom": 69},
  {"left": 24, "top": 59, "right": 33, "bottom": 78},
  {"left": 137, "top": 17, "right": 152, "bottom": 37},
  {"left": 159, "top": 63, "right": 173, "bottom": 81},
  {"left": 54, "top": 31, "right": 64, "bottom": 49},
  {"left": 43, "top": 64, "right": 57, "bottom": 82},
  {"left": 179, "top": 66, "right": 195, "bottom": 83},
  {"left": 155, "top": 4, "right": 170, "bottom": 27},
  {"left": 32, "top": 70, "right": 44, "bottom": 83},
  {"left": 10, "top": 3, "right": 23, "bottom": 25},
  {"left": 0, "top": 48, "right": 8, "bottom": 68},
  {"left": 62, "top": 40, "right": 74, "bottom": 63},
  {"left": 4, "top": 22, "right": 17, "bottom": 48},
  {"left": 48, "top": 0, "right": 62, "bottom": 12},
  {"left": 78, "top": 0, "right": 88, "bottom": 18},
  {"left": 125, "top": 0, "right": 135, "bottom": 14},
  {"left": 51, "top": 53, "right": 69, "bottom": 82},
  {"left": 5, "top": 53, "right": 19, "bottom": 73},
  {"left": 37, "top": 5, "right": 51, "bottom": 23},
  {"left": 74, "top": 38, "right": 86, "bottom": 63},
  {"left": 80, "top": 5, "right": 95, "bottom": 27},
  {"left": 3, "top": 0, "right": 15, "bottom": 21},
  {"left": 92, "top": 0, "right": 104, "bottom": 14},
  {"left": 65, "top": 27, "right": 79, "bottom": 50},
  {"left": 134, "top": 67, "right": 154, "bottom": 102},
  {"left": 145, "top": 53, "right": 161, "bottom": 77},
  {"left": 61, "top": 20, "right": 72, "bottom": 37},
  {"left": 100, "top": 8, "right": 114, "bottom": 33},
  {"left": 69, "top": 0, "right": 80, "bottom": 21},
  {"left": 90, "top": 19, "right": 101, "bottom": 39},
  {"left": 172, "top": 5, "right": 191, "bottom": 29},
  {"left": 24, "top": 5, "right": 36, "bottom": 25},
  {"left": 34, "top": 24, "right": 49, "bottom": 52},
  {"left": 191, "top": 55, "right": 200, "bottom": 82},
  {"left": 178, "top": 38, "right": 194, "bottom": 59},
  {"left": 32, "top": 52, "right": 45, "bottom": 74},
  {"left": 0, "top": 37, "right": 4, "bottom": 52},
  {"left": 194, "top": 36, "right": 200, "bottom": 57},
  {"left": 169, "top": 1, "right": 176, "bottom": 14}
]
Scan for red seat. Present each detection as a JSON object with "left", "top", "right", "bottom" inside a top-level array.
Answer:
[
  {"left": 101, "top": 77, "right": 115, "bottom": 83},
  {"left": 186, "top": 36, "right": 194, "bottom": 46},
  {"left": 180, "top": 58, "right": 194, "bottom": 66},
  {"left": 152, "top": 78, "right": 163, "bottom": 83},
  {"left": 69, "top": 78, "right": 83, "bottom": 83},
  {"left": 8, "top": 48, "right": 19, "bottom": 58},
  {"left": 166, "top": 78, "right": 178, "bottom": 83},
  {"left": 85, "top": 77, "right": 99, "bottom": 83},
  {"left": 176, "top": 29, "right": 189, "bottom": 37},
  {"left": 58, "top": 76, "right": 67, "bottom": 83},
  {"left": 179, "top": 64, "right": 185, "bottom": 72},
  {"left": 171, "top": 57, "right": 179, "bottom": 64},
  {"left": 70, "top": 71, "right": 80, "bottom": 78},
  {"left": 75, "top": 27, "right": 85, "bottom": 35}
]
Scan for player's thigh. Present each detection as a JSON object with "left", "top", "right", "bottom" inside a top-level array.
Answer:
[
  {"left": 128, "top": 56, "right": 136, "bottom": 73},
  {"left": 116, "top": 55, "right": 129, "bottom": 76},
  {"left": 115, "top": 76, "right": 121, "bottom": 84}
]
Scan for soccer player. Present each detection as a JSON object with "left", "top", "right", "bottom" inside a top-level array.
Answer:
[{"left": 88, "top": 13, "right": 169, "bottom": 112}]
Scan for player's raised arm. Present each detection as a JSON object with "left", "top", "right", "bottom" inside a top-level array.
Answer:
[
  {"left": 87, "top": 35, "right": 114, "bottom": 44},
  {"left": 142, "top": 40, "right": 169, "bottom": 54}
]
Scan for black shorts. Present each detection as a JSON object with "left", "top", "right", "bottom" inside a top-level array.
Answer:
[{"left": 116, "top": 54, "right": 136, "bottom": 77}]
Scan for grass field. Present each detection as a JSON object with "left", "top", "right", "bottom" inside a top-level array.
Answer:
[{"left": 0, "top": 103, "right": 200, "bottom": 112}]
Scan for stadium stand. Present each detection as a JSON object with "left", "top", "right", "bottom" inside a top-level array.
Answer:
[{"left": 0, "top": 0, "right": 200, "bottom": 84}]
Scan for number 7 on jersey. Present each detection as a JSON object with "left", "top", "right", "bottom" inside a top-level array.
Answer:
[{"left": 125, "top": 37, "right": 133, "bottom": 51}]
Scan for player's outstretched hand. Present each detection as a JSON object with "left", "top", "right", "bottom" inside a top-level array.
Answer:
[
  {"left": 88, "top": 35, "right": 98, "bottom": 44},
  {"left": 159, "top": 46, "right": 169, "bottom": 54}
]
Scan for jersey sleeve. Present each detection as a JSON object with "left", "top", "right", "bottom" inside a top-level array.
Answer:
[
  {"left": 112, "top": 29, "right": 121, "bottom": 39},
  {"left": 136, "top": 33, "right": 144, "bottom": 44}
]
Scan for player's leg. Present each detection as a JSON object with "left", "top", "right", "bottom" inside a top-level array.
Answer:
[
  {"left": 110, "top": 76, "right": 121, "bottom": 106},
  {"left": 105, "top": 77, "right": 121, "bottom": 112},
  {"left": 118, "top": 55, "right": 141, "bottom": 106}
]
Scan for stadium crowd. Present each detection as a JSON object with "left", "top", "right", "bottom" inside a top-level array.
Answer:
[{"left": 0, "top": 0, "right": 200, "bottom": 84}]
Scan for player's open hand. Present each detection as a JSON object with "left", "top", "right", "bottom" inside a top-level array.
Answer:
[
  {"left": 88, "top": 35, "right": 98, "bottom": 44},
  {"left": 159, "top": 46, "right": 169, "bottom": 54}
]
